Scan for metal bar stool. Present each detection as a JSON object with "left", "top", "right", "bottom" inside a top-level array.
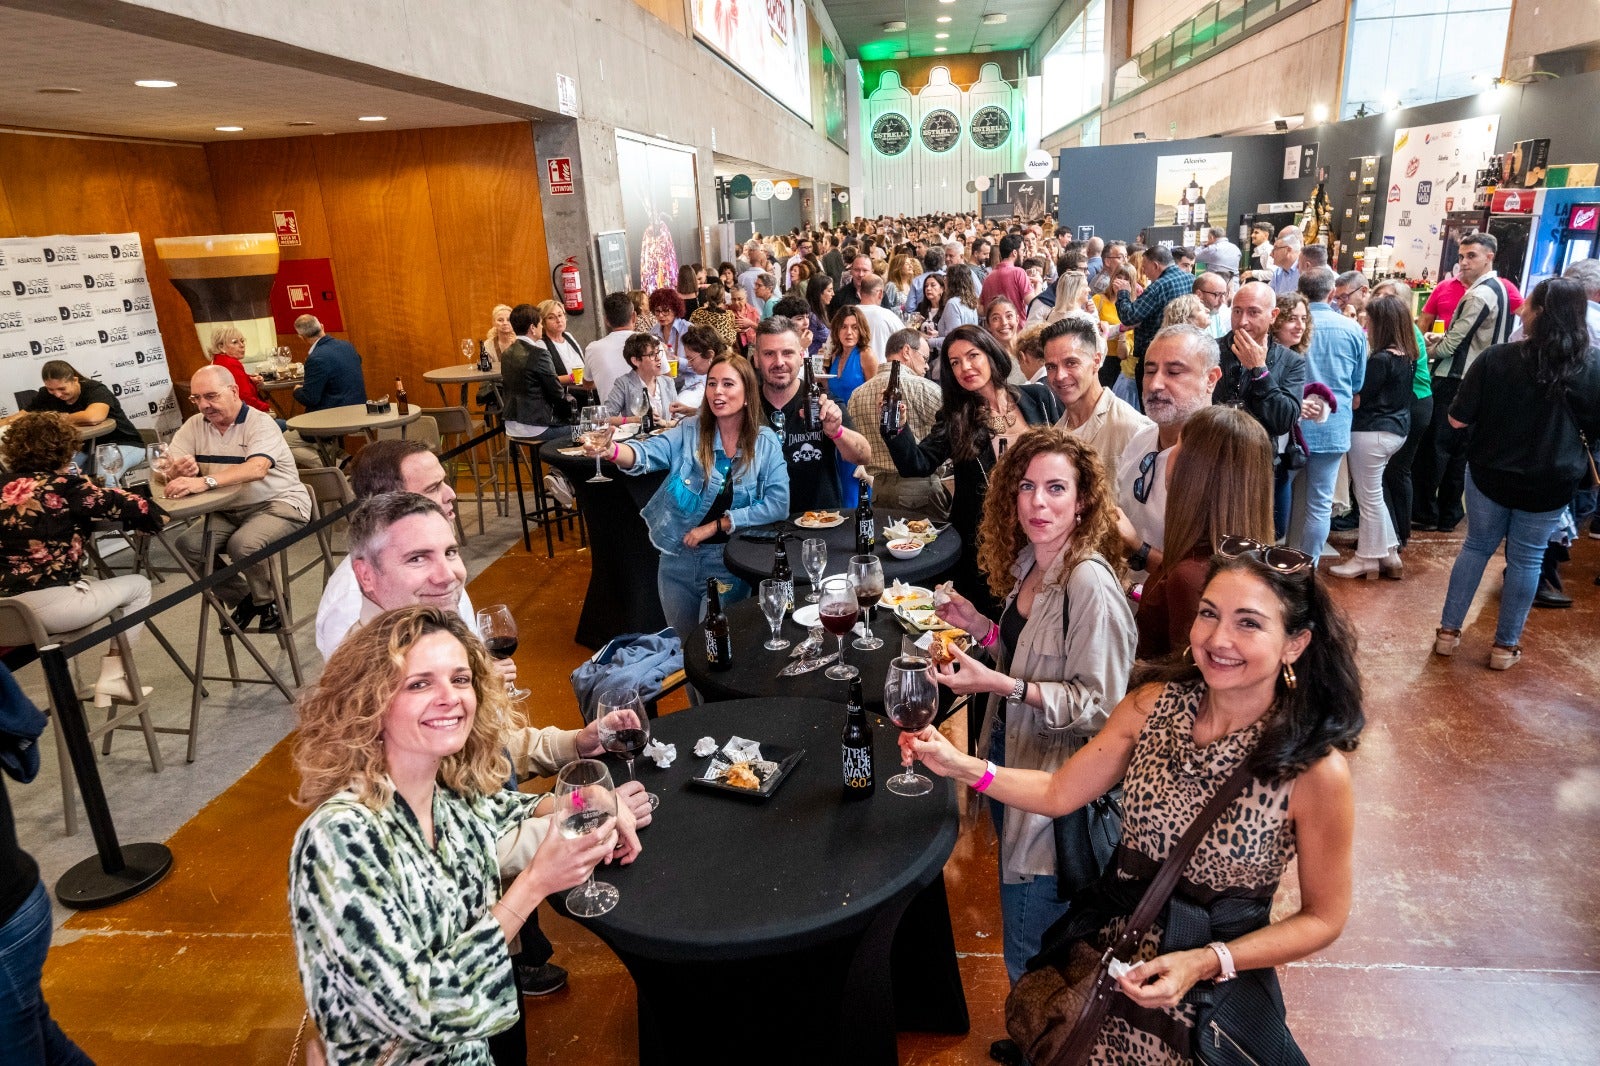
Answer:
[{"left": 506, "top": 435, "right": 583, "bottom": 557}]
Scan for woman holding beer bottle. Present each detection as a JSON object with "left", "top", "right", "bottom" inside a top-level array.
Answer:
[{"left": 581, "top": 353, "right": 789, "bottom": 648}]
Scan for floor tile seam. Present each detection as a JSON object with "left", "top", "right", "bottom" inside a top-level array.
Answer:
[
  {"left": 60, "top": 927, "right": 294, "bottom": 940},
  {"left": 1287, "top": 960, "right": 1600, "bottom": 976}
]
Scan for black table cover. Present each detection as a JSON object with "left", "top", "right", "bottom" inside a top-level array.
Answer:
[
  {"left": 683, "top": 596, "right": 923, "bottom": 714},
  {"left": 722, "top": 511, "right": 960, "bottom": 590},
  {"left": 538, "top": 440, "right": 667, "bottom": 649},
  {"left": 558, "top": 696, "right": 968, "bottom": 1064}
]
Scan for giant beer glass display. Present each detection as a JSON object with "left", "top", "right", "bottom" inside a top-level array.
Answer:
[{"left": 154, "top": 233, "right": 280, "bottom": 372}]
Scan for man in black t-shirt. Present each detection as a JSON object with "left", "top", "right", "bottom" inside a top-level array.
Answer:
[
  {"left": 751, "top": 317, "right": 871, "bottom": 512},
  {"left": 9, "top": 360, "right": 145, "bottom": 472}
]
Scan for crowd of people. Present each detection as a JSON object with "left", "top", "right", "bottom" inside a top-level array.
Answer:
[{"left": 3, "top": 209, "right": 1596, "bottom": 1065}]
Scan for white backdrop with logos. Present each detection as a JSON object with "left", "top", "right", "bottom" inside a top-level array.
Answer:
[
  {"left": 0, "top": 233, "right": 176, "bottom": 431},
  {"left": 1381, "top": 115, "right": 1500, "bottom": 277}
]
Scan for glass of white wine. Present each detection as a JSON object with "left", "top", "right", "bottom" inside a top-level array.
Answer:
[
  {"left": 580, "top": 405, "right": 614, "bottom": 484},
  {"left": 553, "top": 759, "right": 620, "bottom": 917}
]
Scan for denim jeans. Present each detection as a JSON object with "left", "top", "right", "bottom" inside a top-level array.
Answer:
[
  {"left": 1440, "top": 472, "right": 1567, "bottom": 647},
  {"left": 1295, "top": 450, "right": 1345, "bottom": 559},
  {"left": 988, "top": 718, "right": 1072, "bottom": 983},
  {"left": 656, "top": 542, "right": 750, "bottom": 653},
  {"left": 1273, "top": 465, "right": 1297, "bottom": 541},
  {"left": 0, "top": 880, "right": 94, "bottom": 1065}
]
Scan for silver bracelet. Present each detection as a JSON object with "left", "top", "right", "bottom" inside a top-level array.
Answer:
[{"left": 1009, "top": 676, "right": 1027, "bottom": 702}]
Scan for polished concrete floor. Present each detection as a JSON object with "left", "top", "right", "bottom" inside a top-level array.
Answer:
[{"left": 24, "top": 512, "right": 1600, "bottom": 1063}]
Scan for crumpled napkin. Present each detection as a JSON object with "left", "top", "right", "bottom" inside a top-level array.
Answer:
[
  {"left": 693, "top": 736, "right": 718, "bottom": 757},
  {"left": 643, "top": 739, "right": 676, "bottom": 768}
]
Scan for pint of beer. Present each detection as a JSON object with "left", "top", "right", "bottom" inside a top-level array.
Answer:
[{"left": 154, "top": 234, "right": 280, "bottom": 371}]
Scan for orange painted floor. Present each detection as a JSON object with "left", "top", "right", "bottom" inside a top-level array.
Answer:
[{"left": 41, "top": 529, "right": 1600, "bottom": 1063}]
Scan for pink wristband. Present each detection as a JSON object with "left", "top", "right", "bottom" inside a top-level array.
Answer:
[
  {"left": 826, "top": 423, "right": 845, "bottom": 440},
  {"left": 610, "top": 442, "right": 620, "bottom": 462},
  {"left": 979, "top": 621, "right": 999, "bottom": 648},
  {"left": 972, "top": 760, "right": 998, "bottom": 793}
]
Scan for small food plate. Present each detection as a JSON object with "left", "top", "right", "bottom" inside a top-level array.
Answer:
[
  {"left": 880, "top": 583, "right": 933, "bottom": 610},
  {"left": 794, "top": 510, "right": 846, "bottom": 529},
  {"left": 896, "top": 605, "right": 955, "bottom": 632},
  {"left": 792, "top": 603, "right": 822, "bottom": 628},
  {"left": 688, "top": 745, "right": 805, "bottom": 800},
  {"left": 882, "top": 517, "right": 940, "bottom": 544},
  {"left": 614, "top": 423, "right": 641, "bottom": 440}
]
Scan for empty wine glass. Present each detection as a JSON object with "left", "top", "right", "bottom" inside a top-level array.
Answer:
[
  {"left": 848, "top": 554, "right": 885, "bottom": 651},
  {"left": 553, "top": 759, "right": 621, "bottom": 917},
  {"left": 476, "top": 604, "right": 529, "bottom": 702},
  {"left": 801, "top": 537, "right": 827, "bottom": 602},
  {"left": 818, "top": 576, "right": 860, "bottom": 681},
  {"left": 884, "top": 656, "right": 937, "bottom": 796},
  {"left": 758, "top": 579, "right": 790, "bottom": 651},
  {"left": 580, "top": 405, "right": 614, "bottom": 484},
  {"left": 145, "top": 442, "right": 171, "bottom": 494},
  {"left": 95, "top": 445, "right": 126, "bottom": 489},
  {"left": 596, "top": 686, "right": 658, "bottom": 811},
  {"left": 461, "top": 338, "right": 476, "bottom": 366}
]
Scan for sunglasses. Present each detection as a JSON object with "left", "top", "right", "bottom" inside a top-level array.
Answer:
[
  {"left": 1132, "top": 450, "right": 1157, "bottom": 504},
  {"left": 1217, "top": 535, "right": 1314, "bottom": 574}
]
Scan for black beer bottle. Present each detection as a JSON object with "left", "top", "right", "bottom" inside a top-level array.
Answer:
[
  {"left": 805, "top": 357, "right": 823, "bottom": 430},
  {"left": 841, "top": 677, "right": 875, "bottom": 799},
  {"left": 855, "top": 478, "right": 875, "bottom": 555},
  {"left": 771, "top": 534, "right": 794, "bottom": 610},
  {"left": 704, "top": 577, "right": 733, "bottom": 672},
  {"left": 879, "top": 360, "right": 903, "bottom": 436},
  {"left": 394, "top": 378, "right": 409, "bottom": 415},
  {"left": 477, "top": 341, "right": 493, "bottom": 373},
  {"left": 641, "top": 393, "right": 657, "bottom": 434}
]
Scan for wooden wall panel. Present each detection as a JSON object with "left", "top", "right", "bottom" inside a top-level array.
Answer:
[
  {"left": 419, "top": 123, "right": 550, "bottom": 352},
  {"left": 630, "top": 0, "right": 686, "bottom": 34},
  {"left": 206, "top": 138, "right": 335, "bottom": 264},
  {"left": 0, "top": 177, "right": 15, "bottom": 236},
  {"left": 0, "top": 135, "right": 133, "bottom": 236}
]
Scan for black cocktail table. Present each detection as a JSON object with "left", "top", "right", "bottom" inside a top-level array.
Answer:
[
  {"left": 557, "top": 697, "right": 968, "bottom": 1064},
  {"left": 722, "top": 512, "right": 960, "bottom": 590}
]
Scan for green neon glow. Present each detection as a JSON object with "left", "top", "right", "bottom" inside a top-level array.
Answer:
[{"left": 857, "top": 39, "right": 899, "bottom": 61}]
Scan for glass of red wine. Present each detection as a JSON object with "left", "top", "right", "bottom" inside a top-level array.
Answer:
[
  {"left": 884, "top": 655, "right": 936, "bottom": 796},
  {"left": 848, "top": 554, "right": 885, "bottom": 651},
  {"left": 476, "top": 604, "right": 530, "bottom": 702},
  {"left": 595, "top": 686, "right": 658, "bottom": 810},
  {"left": 818, "top": 576, "right": 860, "bottom": 681}
]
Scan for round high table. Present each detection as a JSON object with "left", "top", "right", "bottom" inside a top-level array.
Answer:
[
  {"left": 422, "top": 362, "right": 501, "bottom": 407},
  {"left": 723, "top": 513, "right": 960, "bottom": 591},
  {"left": 286, "top": 403, "right": 421, "bottom": 441},
  {"left": 559, "top": 697, "right": 968, "bottom": 1065},
  {"left": 257, "top": 377, "right": 300, "bottom": 418},
  {"left": 537, "top": 440, "right": 667, "bottom": 649}
]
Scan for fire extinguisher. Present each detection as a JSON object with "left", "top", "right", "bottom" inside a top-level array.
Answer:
[{"left": 554, "top": 256, "right": 584, "bottom": 315}]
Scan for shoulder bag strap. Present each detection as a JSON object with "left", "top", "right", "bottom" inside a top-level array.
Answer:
[
  {"left": 1553, "top": 383, "right": 1600, "bottom": 486},
  {"left": 1057, "top": 757, "right": 1258, "bottom": 1066},
  {"left": 1438, "top": 281, "right": 1499, "bottom": 378}
]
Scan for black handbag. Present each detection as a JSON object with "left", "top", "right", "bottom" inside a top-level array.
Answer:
[{"left": 1194, "top": 967, "right": 1310, "bottom": 1066}]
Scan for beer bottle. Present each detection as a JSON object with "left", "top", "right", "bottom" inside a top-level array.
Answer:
[
  {"left": 394, "top": 378, "right": 409, "bottom": 415},
  {"left": 771, "top": 534, "right": 795, "bottom": 610},
  {"left": 879, "top": 360, "right": 903, "bottom": 436},
  {"left": 641, "top": 392, "right": 657, "bottom": 434},
  {"left": 477, "top": 340, "right": 493, "bottom": 373},
  {"left": 805, "top": 356, "right": 823, "bottom": 430},
  {"left": 856, "top": 478, "right": 875, "bottom": 555},
  {"left": 841, "top": 676, "right": 875, "bottom": 799},
  {"left": 704, "top": 577, "right": 733, "bottom": 672}
]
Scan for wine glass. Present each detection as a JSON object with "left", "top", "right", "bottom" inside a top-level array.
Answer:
[
  {"left": 461, "top": 338, "right": 476, "bottom": 366},
  {"left": 476, "top": 604, "right": 530, "bottom": 702},
  {"left": 596, "top": 686, "right": 658, "bottom": 811},
  {"left": 758, "top": 579, "right": 790, "bottom": 651},
  {"left": 580, "top": 405, "right": 613, "bottom": 484},
  {"left": 95, "top": 445, "right": 125, "bottom": 489},
  {"left": 801, "top": 537, "right": 827, "bottom": 602},
  {"left": 849, "top": 555, "right": 885, "bottom": 652},
  {"left": 818, "top": 576, "right": 860, "bottom": 681},
  {"left": 552, "top": 759, "right": 621, "bottom": 917},
  {"left": 883, "top": 656, "right": 937, "bottom": 796}
]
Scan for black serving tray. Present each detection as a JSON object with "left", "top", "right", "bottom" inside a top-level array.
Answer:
[{"left": 687, "top": 746, "right": 805, "bottom": 800}]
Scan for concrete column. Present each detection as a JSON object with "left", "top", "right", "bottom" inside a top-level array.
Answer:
[{"left": 533, "top": 118, "right": 623, "bottom": 345}]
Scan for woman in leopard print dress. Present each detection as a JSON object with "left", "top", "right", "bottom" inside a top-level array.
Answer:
[{"left": 906, "top": 545, "right": 1363, "bottom": 1063}]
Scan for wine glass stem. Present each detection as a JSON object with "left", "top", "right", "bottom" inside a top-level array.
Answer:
[
  {"left": 623, "top": 757, "right": 637, "bottom": 785},
  {"left": 594, "top": 457, "right": 603, "bottom": 480},
  {"left": 836, "top": 635, "right": 847, "bottom": 667}
]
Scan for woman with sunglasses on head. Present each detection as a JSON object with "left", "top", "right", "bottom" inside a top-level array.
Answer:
[
  {"left": 923, "top": 430, "right": 1134, "bottom": 1062},
  {"left": 1434, "top": 276, "right": 1600, "bottom": 670},
  {"left": 904, "top": 538, "right": 1362, "bottom": 1064},
  {"left": 882, "top": 325, "right": 1062, "bottom": 618}
]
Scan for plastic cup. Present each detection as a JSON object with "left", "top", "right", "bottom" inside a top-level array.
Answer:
[
  {"left": 572, "top": 366, "right": 585, "bottom": 385},
  {"left": 669, "top": 360, "right": 679, "bottom": 377}
]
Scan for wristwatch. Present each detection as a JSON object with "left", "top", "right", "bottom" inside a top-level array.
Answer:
[
  {"left": 203, "top": 476, "right": 218, "bottom": 491},
  {"left": 1128, "top": 542, "right": 1151, "bottom": 571}
]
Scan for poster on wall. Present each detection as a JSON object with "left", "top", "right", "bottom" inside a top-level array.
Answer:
[
  {"left": 0, "top": 233, "right": 176, "bottom": 430},
  {"left": 691, "top": 0, "right": 812, "bottom": 121},
  {"left": 615, "top": 133, "right": 701, "bottom": 294},
  {"left": 1381, "top": 116, "right": 1499, "bottom": 276},
  {"left": 1005, "top": 179, "right": 1047, "bottom": 221},
  {"left": 1153, "top": 153, "right": 1232, "bottom": 231},
  {"left": 822, "top": 41, "right": 847, "bottom": 149}
]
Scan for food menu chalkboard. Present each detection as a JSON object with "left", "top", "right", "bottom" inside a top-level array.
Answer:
[{"left": 594, "top": 230, "right": 631, "bottom": 299}]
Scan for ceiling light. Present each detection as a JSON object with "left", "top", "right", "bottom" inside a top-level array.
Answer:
[
  {"left": 936, "top": 32, "right": 949, "bottom": 39},
  {"left": 358, "top": 115, "right": 388, "bottom": 122},
  {"left": 934, "top": 47, "right": 947, "bottom": 53},
  {"left": 982, "top": 13, "right": 1007, "bottom": 24},
  {"left": 134, "top": 79, "right": 177, "bottom": 88},
  {"left": 936, "top": 16, "right": 952, "bottom": 23},
  {"left": 286, "top": 121, "right": 317, "bottom": 127},
  {"left": 1311, "top": 103, "right": 1329, "bottom": 123},
  {"left": 883, "top": 20, "right": 907, "bottom": 31},
  {"left": 215, "top": 125, "right": 244, "bottom": 132}
]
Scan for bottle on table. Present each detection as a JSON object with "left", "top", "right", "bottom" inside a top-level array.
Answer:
[
  {"left": 395, "top": 378, "right": 409, "bottom": 415},
  {"left": 771, "top": 534, "right": 795, "bottom": 611},
  {"left": 704, "top": 577, "right": 733, "bottom": 672},
  {"left": 478, "top": 340, "right": 493, "bottom": 373},
  {"left": 641, "top": 392, "right": 657, "bottom": 435},
  {"left": 855, "top": 478, "right": 875, "bottom": 555},
  {"left": 879, "top": 359, "right": 903, "bottom": 436},
  {"left": 805, "top": 356, "right": 823, "bottom": 430},
  {"left": 841, "top": 676, "right": 876, "bottom": 800}
]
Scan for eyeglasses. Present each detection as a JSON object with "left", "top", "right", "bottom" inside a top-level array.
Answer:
[
  {"left": 1217, "top": 535, "right": 1315, "bottom": 574},
  {"left": 1132, "top": 450, "right": 1157, "bottom": 504}
]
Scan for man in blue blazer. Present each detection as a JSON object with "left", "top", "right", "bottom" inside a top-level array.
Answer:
[{"left": 293, "top": 314, "right": 368, "bottom": 411}]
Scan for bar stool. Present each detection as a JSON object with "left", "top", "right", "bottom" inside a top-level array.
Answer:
[
  {"left": 506, "top": 435, "right": 584, "bottom": 557},
  {"left": 0, "top": 599, "right": 162, "bottom": 836},
  {"left": 296, "top": 466, "right": 355, "bottom": 580},
  {"left": 215, "top": 531, "right": 308, "bottom": 691}
]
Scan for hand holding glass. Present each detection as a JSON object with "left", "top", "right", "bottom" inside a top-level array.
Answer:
[
  {"left": 884, "top": 657, "right": 937, "bottom": 796},
  {"left": 579, "top": 405, "right": 614, "bottom": 483},
  {"left": 476, "top": 604, "right": 530, "bottom": 702},
  {"left": 553, "top": 760, "right": 621, "bottom": 917},
  {"left": 596, "top": 687, "right": 658, "bottom": 810}
]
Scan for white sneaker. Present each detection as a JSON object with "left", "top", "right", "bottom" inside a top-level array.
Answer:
[{"left": 545, "top": 473, "right": 575, "bottom": 508}]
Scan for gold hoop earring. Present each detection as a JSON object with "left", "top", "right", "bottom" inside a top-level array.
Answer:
[
  {"left": 1181, "top": 645, "right": 1193, "bottom": 664},
  {"left": 1281, "top": 662, "right": 1297, "bottom": 690}
]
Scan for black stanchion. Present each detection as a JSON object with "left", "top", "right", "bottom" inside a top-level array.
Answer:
[{"left": 40, "top": 644, "right": 172, "bottom": 908}]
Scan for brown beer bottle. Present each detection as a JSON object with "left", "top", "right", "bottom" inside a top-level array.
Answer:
[
  {"left": 879, "top": 360, "right": 903, "bottom": 436},
  {"left": 394, "top": 378, "right": 409, "bottom": 415},
  {"left": 704, "top": 578, "right": 733, "bottom": 672},
  {"left": 841, "top": 676, "right": 875, "bottom": 799},
  {"left": 805, "top": 357, "right": 823, "bottom": 430}
]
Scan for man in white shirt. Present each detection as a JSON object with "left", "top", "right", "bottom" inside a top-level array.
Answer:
[
  {"left": 1191, "top": 270, "right": 1232, "bottom": 339},
  {"left": 584, "top": 292, "right": 637, "bottom": 404},
  {"left": 1044, "top": 316, "right": 1153, "bottom": 479},
  {"left": 165, "top": 365, "right": 312, "bottom": 632},
  {"left": 854, "top": 274, "right": 903, "bottom": 365},
  {"left": 738, "top": 242, "right": 772, "bottom": 308}
]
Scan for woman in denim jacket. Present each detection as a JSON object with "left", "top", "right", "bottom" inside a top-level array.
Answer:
[{"left": 586, "top": 353, "right": 789, "bottom": 646}]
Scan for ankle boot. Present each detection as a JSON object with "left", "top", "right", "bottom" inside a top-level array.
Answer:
[
  {"left": 92, "top": 653, "right": 153, "bottom": 708},
  {"left": 1328, "top": 556, "right": 1379, "bottom": 579},
  {"left": 1378, "top": 551, "right": 1405, "bottom": 580}
]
